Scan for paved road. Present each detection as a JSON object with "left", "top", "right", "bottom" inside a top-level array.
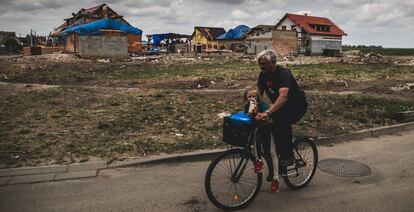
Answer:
[{"left": 1, "top": 130, "right": 413, "bottom": 212}]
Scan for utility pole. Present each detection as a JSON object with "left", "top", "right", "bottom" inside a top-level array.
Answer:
[{"left": 30, "top": 29, "right": 33, "bottom": 47}]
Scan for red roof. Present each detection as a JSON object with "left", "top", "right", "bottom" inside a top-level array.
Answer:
[{"left": 277, "top": 13, "right": 347, "bottom": 36}]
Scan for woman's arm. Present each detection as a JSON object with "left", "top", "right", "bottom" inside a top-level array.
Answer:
[
  {"left": 256, "top": 87, "right": 289, "bottom": 120},
  {"left": 265, "top": 87, "right": 288, "bottom": 115}
]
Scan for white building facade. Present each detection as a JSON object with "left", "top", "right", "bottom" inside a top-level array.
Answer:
[{"left": 275, "top": 13, "right": 347, "bottom": 56}]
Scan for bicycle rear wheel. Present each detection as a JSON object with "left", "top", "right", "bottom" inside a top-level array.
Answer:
[
  {"left": 282, "top": 137, "right": 318, "bottom": 190},
  {"left": 205, "top": 148, "right": 262, "bottom": 211}
]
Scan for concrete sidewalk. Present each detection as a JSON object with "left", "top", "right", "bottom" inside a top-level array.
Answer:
[
  {"left": 1, "top": 121, "right": 413, "bottom": 186},
  {"left": 0, "top": 161, "right": 107, "bottom": 185}
]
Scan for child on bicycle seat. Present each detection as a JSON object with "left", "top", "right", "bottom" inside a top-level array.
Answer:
[
  {"left": 243, "top": 86, "right": 278, "bottom": 191},
  {"left": 243, "top": 86, "right": 272, "bottom": 164},
  {"left": 243, "top": 86, "right": 272, "bottom": 125}
]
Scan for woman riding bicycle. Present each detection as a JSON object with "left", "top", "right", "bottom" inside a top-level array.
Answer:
[
  {"left": 205, "top": 50, "right": 315, "bottom": 210},
  {"left": 254, "top": 50, "right": 308, "bottom": 188}
]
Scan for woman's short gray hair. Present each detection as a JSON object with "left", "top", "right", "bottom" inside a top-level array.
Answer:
[{"left": 257, "top": 50, "right": 277, "bottom": 65}]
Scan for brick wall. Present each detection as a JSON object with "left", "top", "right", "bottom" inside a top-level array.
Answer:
[
  {"left": 23, "top": 47, "right": 41, "bottom": 56},
  {"left": 65, "top": 34, "right": 79, "bottom": 52},
  {"left": 127, "top": 34, "right": 142, "bottom": 53},
  {"left": 272, "top": 30, "right": 297, "bottom": 56},
  {"left": 41, "top": 47, "right": 64, "bottom": 54}
]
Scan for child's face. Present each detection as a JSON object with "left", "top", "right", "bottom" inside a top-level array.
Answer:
[{"left": 247, "top": 90, "right": 257, "bottom": 102}]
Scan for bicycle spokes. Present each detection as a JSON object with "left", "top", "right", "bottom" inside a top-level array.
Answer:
[
  {"left": 282, "top": 139, "right": 318, "bottom": 189},
  {"left": 205, "top": 149, "right": 262, "bottom": 210},
  {"left": 231, "top": 155, "right": 249, "bottom": 182}
]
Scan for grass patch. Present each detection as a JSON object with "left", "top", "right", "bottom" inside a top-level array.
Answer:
[
  {"left": 1, "top": 61, "right": 414, "bottom": 167},
  {"left": 290, "top": 63, "right": 414, "bottom": 81},
  {"left": 3, "top": 62, "right": 413, "bottom": 87},
  {"left": 343, "top": 47, "right": 414, "bottom": 56},
  {"left": 1, "top": 84, "right": 413, "bottom": 167}
]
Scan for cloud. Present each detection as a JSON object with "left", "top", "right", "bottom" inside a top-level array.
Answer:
[
  {"left": 0, "top": 0, "right": 412, "bottom": 47},
  {"left": 231, "top": 9, "right": 251, "bottom": 20},
  {"left": 294, "top": 10, "right": 312, "bottom": 15},
  {"left": 198, "top": 0, "right": 246, "bottom": 5}
]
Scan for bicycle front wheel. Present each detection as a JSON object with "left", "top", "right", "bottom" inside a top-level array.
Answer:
[
  {"left": 283, "top": 138, "right": 318, "bottom": 190},
  {"left": 205, "top": 148, "right": 262, "bottom": 211}
]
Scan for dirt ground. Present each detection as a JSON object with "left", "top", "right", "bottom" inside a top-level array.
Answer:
[{"left": 0, "top": 53, "right": 413, "bottom": 168}]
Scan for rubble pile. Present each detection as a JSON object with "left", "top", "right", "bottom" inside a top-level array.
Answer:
[
  {"left": 392, "top": 58, "right": 414, "bottom": 66},
  {"left": 342, "top": 50, "right": 386, "bottom": 64},
  {"left": 361, "top": 52, "right": 385, "bottom": 64}
]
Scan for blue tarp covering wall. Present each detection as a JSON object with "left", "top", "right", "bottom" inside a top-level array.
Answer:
[
  {"left": 217, "top": 25, "right": 250, "bottom": 40},
  {"left": 61, "top": 18, "right": 143, "bottom": 36}
]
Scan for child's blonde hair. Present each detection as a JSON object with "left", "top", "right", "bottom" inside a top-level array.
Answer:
[{"left": 242, "top": 85, "right": 263, "bottom": 112}]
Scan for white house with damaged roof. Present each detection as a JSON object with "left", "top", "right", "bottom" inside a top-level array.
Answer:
[{"left": 275, "top": 13, "right": 347, "bottom": 56}]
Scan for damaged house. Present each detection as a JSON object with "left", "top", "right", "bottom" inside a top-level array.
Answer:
[
  {"left": 245, "top": 25, "right": 274, "bottom": 55},
  {"left": 146, "top": 33, "right": 191, "bottom": 53},
  {"left": 275, "top": 13, "right": 347, "bottom": 56},
  {"left": 52, "top": 4, "right": 143, "bottom": 57},
  {"left": 245, "top": 24, "right": 298, "bottom": 56},
  {"left": 0, "top": 31, "right": 21, "bottom": 54},
  {"left": 216, "top": 25, "right": 250, "bottom": 53},
  {"left": 191, "top": 27, "right": 226, "bottom": 52}
]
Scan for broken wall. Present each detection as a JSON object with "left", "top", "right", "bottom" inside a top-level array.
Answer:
[
  {"left": 65, "top": 34, "right": 79, "bottom": 53},
  {"left": 247, "top": 40, "right": 273, "bottom": 54},
  {"left": 310, "top": 35, "right": 342, "bottom": 55},
  {"left": 79, "top": 35, "right": 128, "bottom": 58},
  {"left": 272, "top": 30, "right": 297, "bottom": 55},
  {"left": 246, "top": 29, "right": 273, "bottom": 55}
]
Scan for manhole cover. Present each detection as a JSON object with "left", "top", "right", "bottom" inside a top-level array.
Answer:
[{"left": 318, "top": 158, "right": 372, "bottom": 177}]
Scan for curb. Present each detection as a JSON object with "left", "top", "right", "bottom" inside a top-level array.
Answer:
[
  {"left": 1, "top": 121, "right": 413, "bottom": 185},
  {"left": 108, "top": 149, "right": 227, "bottom": 168},
  {"left": 111, "top": 122, "right": 414, "bottom": 167},
  {"left": 315, "top": 121, "right": 414, "bottom": 146}
]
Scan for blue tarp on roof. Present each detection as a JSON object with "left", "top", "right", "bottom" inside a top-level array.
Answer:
[
  {"left": 152, "top": 34, "right": 170, "bottom": 45},
  {"left": 217, "top": 25, "right": 250, "bottom": 40},
  {"left": 150, "top": 33, "right": 190, "bottom": 45},
  {"left": 61, "top": 18, "right": 142, "bottom": 36}
]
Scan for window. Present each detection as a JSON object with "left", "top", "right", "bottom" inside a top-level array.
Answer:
[
  {"left": 208, "top": 44, "right": 212, "bottom": 49},
  {"left": 314, "top": 24, "right": 331, "bottom": 32},
  {"left": 202, "top": 44, "right": 206, "bottom": 49},
  {"left": 281, "top": 26, "right": 287, "bottom": 31}
]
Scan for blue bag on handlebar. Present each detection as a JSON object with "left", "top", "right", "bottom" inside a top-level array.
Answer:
[
  {"left": 227, "top": 112, "right": 254, "bottom": 126},
  {"left": 223, "top": 112, "right": 254, "bottom": 147}
]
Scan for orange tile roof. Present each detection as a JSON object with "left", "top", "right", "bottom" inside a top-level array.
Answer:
[{"left": 278, "top": 13, "right": 347, "bottom": 36}]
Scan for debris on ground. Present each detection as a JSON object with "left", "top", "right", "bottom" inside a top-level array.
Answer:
[{"left": 342, "top": 50, "right": 386, "bottom": 64}]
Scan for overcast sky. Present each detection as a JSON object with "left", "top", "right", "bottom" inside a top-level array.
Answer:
[{"left": 0, "top": 0, "right": 413, "bottom": 48}]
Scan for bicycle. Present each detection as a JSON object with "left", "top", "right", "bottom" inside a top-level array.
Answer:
[{"left": 205, "top": 112, "right": 318, "bottom": 210}]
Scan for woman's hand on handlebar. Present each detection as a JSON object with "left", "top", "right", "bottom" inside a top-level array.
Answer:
[{"left": 255, "top": 112, "right": 267, "bottom": 121}]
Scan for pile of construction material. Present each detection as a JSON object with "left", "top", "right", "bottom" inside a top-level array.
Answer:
[
  {"left": 361, "top": 52, "right": 385, "bottom": 63},
  {"left": 342, "top": 50, "right": 386, "bottom": 64}
]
